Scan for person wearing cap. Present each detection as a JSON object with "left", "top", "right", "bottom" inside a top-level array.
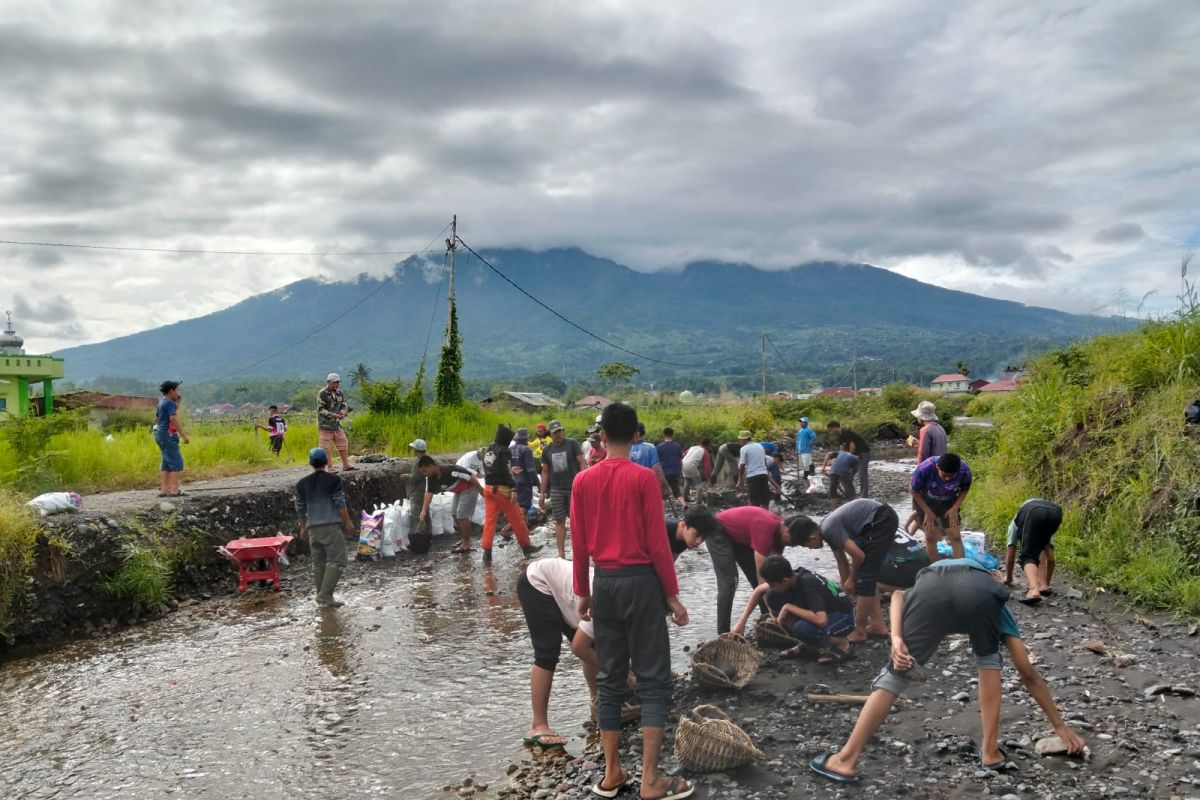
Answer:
[
  {"left": 736, "top": 430, "right": 771, "bottom": 509},
  {"left": 531, "top": 423, "right": 552, "bottom": 460},
  {"left": 317, "top": 373, "right": 355, "bottom": 473},
  {"left": 539, "top": 420, "right": 587, "bottom": 559},
  {"left": 911, "top": 453, "right": 973, "bottom": 561},
  {"left": 911, "top": 401, "right": 947, "bottom": 464},
  {"left": 295, "top": 447, "right": 357, "bottom": 608},
  {"left": 510, "top": 427, "right": 541, "bottom": 525},
  {"left": 630, "top": 422, "right": 670, "bottom": 498},
  {"left": 154, "top": 380, "right": 189, "bottom": 496},
  {"left": 795, "top": 417, "right": 816, "bottom": 477},
  {"left": 481, "top": 424, "right": 543, "bottom": 564},
  {"left": 406, "top": 438, "right": 431, "bottom": 538}
]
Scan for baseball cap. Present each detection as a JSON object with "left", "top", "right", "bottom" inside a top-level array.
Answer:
[
  {"left": 159, "top": 380, "right": 182, "bottom": 394},
  {"left": 738, "top": 429, "right": 753, "bottom": 439},
  {"left": 515, "top": 427, "right": 530, "bottom": 441},
  {"left": 408, "top": 438, "right": 427, "bottom": 451},
  {"left": 327, "top": 373, "right": 341, "bottom": 383},
  {"left": 799, "top": 416, "right": 809, "bottom": 423},
  {"left": 309, "top": 447, "right": 328, "bottom": 466},
  {"left": 548, "top": 420, "right": 564, "bottom": 434}
]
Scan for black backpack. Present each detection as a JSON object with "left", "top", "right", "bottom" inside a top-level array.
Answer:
[{"left": 1186, "top": 400, "right": 1200, "bottom": 426}]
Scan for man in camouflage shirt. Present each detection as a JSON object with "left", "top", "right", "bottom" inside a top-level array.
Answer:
[{"left": 317, "top": 372, "right": 355, "bottom": 472}]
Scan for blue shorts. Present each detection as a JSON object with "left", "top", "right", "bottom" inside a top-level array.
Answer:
[{"left": 157, "top": 435, "right": 184, "bottom": 472}]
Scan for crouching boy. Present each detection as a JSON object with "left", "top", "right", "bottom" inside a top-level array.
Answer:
[{"left": 730, "top": 555, "right": 855, "bottom": 665}]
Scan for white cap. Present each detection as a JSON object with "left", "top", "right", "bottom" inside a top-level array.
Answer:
[
  {"left": 409, "top": 438, "right": 428, "bottom": 451},
  {"left": 327, "top": 373, "right": 341, "bottom": 382}
]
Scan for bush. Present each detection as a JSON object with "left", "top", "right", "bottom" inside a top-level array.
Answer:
[
  {"left": 101, "top": 409, "right": 156, "bottom": 433},
  {"left": 103, "top": 541, "right": 172, "bottom": 612},
  {"left": 0, "top": 492, "right": 39, "bottom": 636}
]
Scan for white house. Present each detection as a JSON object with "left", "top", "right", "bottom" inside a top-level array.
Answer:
[{"left": 930, "top": 373, "right": 970, "bottom": 393}]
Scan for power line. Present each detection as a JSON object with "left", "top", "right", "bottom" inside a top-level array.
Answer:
[
  {"left": 0, "top": 238, "right": 441, "bottom": 257},
  {"left": 764, "top": 333, "right": 802, "bottom": 375},
  {"left": 213, "top": 221, "right": 453, "bottom": 380},
  {"left": 455, "top": 237, "right": 710, "bottom": 368}
]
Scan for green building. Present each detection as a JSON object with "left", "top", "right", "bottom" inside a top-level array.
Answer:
[{"left": 0, "top": 312, "right": 65, "bottom": 418}]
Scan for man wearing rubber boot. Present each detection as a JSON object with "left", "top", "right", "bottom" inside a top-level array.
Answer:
[
  {"left": 809, "top": 558, "right": 1085, "bottom": 784},
  {"left": 295, "top": 447, "right": 356, "bottom": 608}
]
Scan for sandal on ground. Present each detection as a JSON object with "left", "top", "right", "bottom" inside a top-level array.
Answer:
[
  {"left": 450, "top": 545, "right": 473, "bottom": 554},
  {"left": 591, "top": 771, "right": 632, "bottom": 798},
  {"left": 342, "top": 466, "right": 358, "bottom": 471},
  {"left": 979, "top": 744, "right": 1012, "bottom": 771},
  {"left": 780, "top": 643, "right": 814, "bottom": 659},
  {"left": 1040, "top": 587, "right": 1054, "bottom": 596},
  {"left": 522, "top": 732, "right": 566, "bottom": 749},
  {"left": 1018, "top": 593, "right": 1042, "bottom": 605},
  {"left": 817, "top": 646, "right": 853, "bottom": 665},
  {"left": 641, "top": 776, "right": 695, "bottom": 800},
  {"left": 809, "top": 752, "right": 860, "bottom": 784}
]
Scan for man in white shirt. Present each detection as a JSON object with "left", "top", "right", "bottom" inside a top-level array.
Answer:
[
  {"left": 681, "top": 438, "right": 710, "bottom": 505},
  {"left": 449, "top": 448, "right": 484, "bottom": 553},
  {"left": 736, "top": 430, "right": 770, "bottom": 509},
  {"left": 518, "top": 558, "right": 598, "bottom": 749}
]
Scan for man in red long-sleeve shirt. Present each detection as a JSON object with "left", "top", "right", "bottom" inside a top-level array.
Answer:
[{"left": 572, "top": 402, "right": 693, "bottom": 800}]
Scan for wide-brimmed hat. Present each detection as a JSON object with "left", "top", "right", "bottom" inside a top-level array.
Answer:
[
  {"left": 911, "top": 400, "right": 938, "bottom": 422},
  {"left": 408, "top": 438, "right": 427, "bottom": 451},
  {"left": 738, "top": 430, "right": 753, "bottom": 439}
]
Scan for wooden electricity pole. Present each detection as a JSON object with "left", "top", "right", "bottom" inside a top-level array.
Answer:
[
  {"left": 761, "top": 331, "right": 767, "bottom": 396},
  {"left": 447, "top": 214, "right": 457, "bottom": 308}
]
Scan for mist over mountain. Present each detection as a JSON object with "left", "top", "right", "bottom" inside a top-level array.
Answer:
[{"left": 55, "top": 248, "right": 1130, "bottom": 390}]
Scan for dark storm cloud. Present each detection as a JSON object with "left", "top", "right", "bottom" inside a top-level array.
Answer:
[
  {"left": 1094, "top": 223, "right": 1146, "bottom": 244},
  {"left": 12, "top": 293, "right": 86, "bottom": 338}
]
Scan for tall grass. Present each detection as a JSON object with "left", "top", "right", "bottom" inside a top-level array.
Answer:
[
  {"left": 0, "top": 493, "right": 39, "bottom": 636},
  {"left": 967, "top": 307, "right": 1200, "bottom": 615}
]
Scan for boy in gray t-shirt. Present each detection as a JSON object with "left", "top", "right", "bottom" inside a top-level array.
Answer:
[{"left": 539, "top": 420, "right": 588, "bottom": 558}]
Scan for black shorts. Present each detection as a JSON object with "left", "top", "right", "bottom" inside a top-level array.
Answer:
[
  {"left": 517, "top": 573, "right": 575, "bottom": 672},
  {"left": 878, "top": 557, "right": 927, "bottom": 590},
  {"left": 269, "top": 435, "right": 284, "bottom": 454},
  {"left": 915, "top": 498, "right": 955, "bottom": 529},
  {"left": 1017, "top": 504, "right": 1063, "bottom": 567},
  {"left": 747, "top": 474, "right": 771, "bottom": 506},
  {"left": 664, "top": 474, "right": 682, "bottom": 499},
  {"left": 852, "top": 505, "right": 899, "bottom": 596}
]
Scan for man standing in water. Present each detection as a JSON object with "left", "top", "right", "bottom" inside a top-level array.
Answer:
[
  {"left": 295, "top": 448, "right": 357, "bottom": 608},
  {"left": 795, "top": 416, "right": 816, "bottom": 476},
  {"left": 539, "top": 420, "right": 587, "bottom": 559},
  {"left": 572, "top": 403, "right": 693, "bottom": 800}
]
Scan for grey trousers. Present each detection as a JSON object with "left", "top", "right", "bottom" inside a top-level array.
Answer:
[
  {"left": 706, "top": 529, "right": 767, "bottom": 634},
  {"left": 592, "top": 565, "right": 672, "bottom": 731},
  {"left": 309, "top": 522, "right": 348, "bottom": 572},
  {"left": 857, "top": 452, "right": 871, "bottom": 498}
]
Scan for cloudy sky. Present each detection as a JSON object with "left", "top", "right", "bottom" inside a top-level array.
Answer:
[{"left": 2, "top": 0, "right": 1197, "bottom": 352}]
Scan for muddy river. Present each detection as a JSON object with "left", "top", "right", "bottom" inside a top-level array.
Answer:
[{"left": 0, "top": 469, "right": 926, "bottom": 799}]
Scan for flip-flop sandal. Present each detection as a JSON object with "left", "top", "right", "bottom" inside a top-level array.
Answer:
[
  {"left": 780, "top": 644, "right": 813, "bottom": 659},
  {"left": 1040, "top": 587, "right": 1055, "bottom": 596},
  {"left": 1018, "top": 594, "right": 1043, "bottom": 605},
  {"left": 979, "top": 745, "right": 1012, "bottom": 771},
  {"left": 450, "top": 545, "right": 473, "bottom": 554},
  {"left": 809, "top": 752, "right": 861, "bottom": 784},
  {"left": 342, "top": 466, "right": 359, "bottom": 471},
  {"left": 817, "top": 647, "right": 853, "bottom": 665},
  {"left": 522, "top": 733, "right": 566, "bottom": 749},
  {"left": 642, "top": 776, "right": 695, "bottom": 800},
  {"left": 591, "top": 771, "right": 631, "bottom": 798}
]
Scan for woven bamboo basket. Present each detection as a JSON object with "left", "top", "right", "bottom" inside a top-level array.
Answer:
[
  {"left": 674, "top": 704, "right": 764, "bottom": 772},
  {"left": 753, "top": 617, "right": 800, "bottom": 649},
  {"left": 690, "top": 633, "right": 760, "bottom": 690},
  {"left": 590, "top": 698, "right": 645, "bottom": 725}
]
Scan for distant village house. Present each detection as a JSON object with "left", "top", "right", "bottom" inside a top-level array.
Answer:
[
  {"left": 574, "top": 394, "right": 612, "bottom": 410},
  {"left": 930, "top": 373, "right": 970, "bottom": 393},
  {"left": 481, "top": 391, "right": 565, "bottom": 413}
]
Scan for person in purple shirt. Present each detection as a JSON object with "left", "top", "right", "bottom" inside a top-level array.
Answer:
[
  {"left": 655, "top": 427, "right": 685, "bottom": 503},
  {"left": 911, "top": 453, "right": 972, "bottom": 561}
]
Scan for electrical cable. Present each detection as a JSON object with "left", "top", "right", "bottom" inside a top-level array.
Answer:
[
  {"left": 0, "top": 239, "right": 441, "bottom": 257},
  {"left": 455, "top": 237, "right": 710, "bottom": 368},
  {"left": 764, "top": 333, "right": 802, "bottom": 375},
  {"left": 211, "top": 221, "right": 453, "bottom": 380},
  {"left": 421, "top": 250, "right": 450, "bottom": 363}
]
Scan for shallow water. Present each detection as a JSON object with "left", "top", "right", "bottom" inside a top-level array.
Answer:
[{"left": 0, "top": 462, "right": 944, "bottom": 799}]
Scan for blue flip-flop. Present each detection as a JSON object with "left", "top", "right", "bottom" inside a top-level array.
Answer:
[
  {"left": 979, "top": 745, "right": 1013, "bottom": 771},
  {"left": 809, "top": 752, "right": 861, "bottom": 783}
]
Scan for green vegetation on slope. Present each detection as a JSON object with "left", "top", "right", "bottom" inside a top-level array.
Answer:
[{"left": 968, "top": 300, "right": 1200, "bottom": 615}]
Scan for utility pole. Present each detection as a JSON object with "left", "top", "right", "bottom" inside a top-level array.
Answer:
[
  {"left": 446, "top": 214, "right": 457, "bottom": 309},
  {"left": 852, "top": 351, "right": 858, "bottom": 392},
  {"left": 760, "top": 331, "right": 767, "bottom": 396}
]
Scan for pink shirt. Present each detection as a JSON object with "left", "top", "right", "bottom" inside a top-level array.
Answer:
[
  {"left": 570, "top": 457, "right": 680, "bottom": 598},
  {"left": 716, "top": 506, "right": 783, "bottom": 556}
]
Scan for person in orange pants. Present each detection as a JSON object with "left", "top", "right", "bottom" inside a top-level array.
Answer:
[{"left": 481, "top": 423, "right": 544, "bottom": 565}]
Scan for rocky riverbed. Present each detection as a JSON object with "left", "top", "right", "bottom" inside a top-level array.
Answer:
[{"left": 486, "top": 582, "right": 1200, "bottom": 799}]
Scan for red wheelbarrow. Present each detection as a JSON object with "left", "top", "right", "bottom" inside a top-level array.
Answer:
[{"left": 218, "top": 536, "right": 294, "bottom": 592}]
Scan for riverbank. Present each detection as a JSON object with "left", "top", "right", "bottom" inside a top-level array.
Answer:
[{"left": 494, "top": 581, "right": 1200, "bottom": 799}]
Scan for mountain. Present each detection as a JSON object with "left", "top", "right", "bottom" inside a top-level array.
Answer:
[{"left": 54, "top": 248, "right": 1130, "bottom": 390}]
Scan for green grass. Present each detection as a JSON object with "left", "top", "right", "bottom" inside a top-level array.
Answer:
[
  {"left": 0, "top": 493, "right": 39, "bottom": 636},
  {"left": 103, "top": 541, "right": 172, "bottom": 612},
  {"left": 966, "top": 307, "right": 1200, "bottom": 616}
]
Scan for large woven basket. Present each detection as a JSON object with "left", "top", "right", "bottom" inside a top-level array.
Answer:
[
  {"left": 754, "top": 617, "right": 800, "bottom": 649},
  {"left": 690, "top": 633, "right": 760, "bottom": 690},
  {"left": 674, "top": 704, "right": 764, "bottom": 772}
]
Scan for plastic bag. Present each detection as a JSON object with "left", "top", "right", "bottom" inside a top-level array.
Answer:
[
  {"left": 27, "top": 492, "right": 83, "bottom": 516},
  {"left": 471, "top": 496, "right": 485, "bottom": 527},
  {"left": 936, "top": 536, "right": 999, "bottom": 569},
  {"left": 382, "top": 500, "right": 407, "bottom": 553},
  {"left": 357, "top": 510, "right": 385, "bottom": 560},
  {"left": 806, "top": 475, "right": 827, "bottom": 495}
]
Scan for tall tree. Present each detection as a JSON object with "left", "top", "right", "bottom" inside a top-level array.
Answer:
[
  {"left": 598, "top": 361, "right": 640, "bottom": 388},
  {"left": 405, "top": 358, "right": 427, "bottom": 414},
  {"left": 350, "top": 362, "right": 373, "bottom": 388},
  {"left": 435, "top": 297, "right": 465, "bottom": 406},
  {"left": 955, "top": 359, "right": 971, "bottom": 378}
]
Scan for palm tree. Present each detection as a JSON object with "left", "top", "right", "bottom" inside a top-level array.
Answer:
[{"left": 350, "top": 362, "right": 373, "bottom": 388}]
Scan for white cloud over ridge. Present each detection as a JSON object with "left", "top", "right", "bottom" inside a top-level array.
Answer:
[{"left": 0, "top": 0, "right": 1196, "bottom": 352}]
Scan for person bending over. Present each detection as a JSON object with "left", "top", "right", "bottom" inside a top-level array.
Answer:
[
  {"left": 910, "top": 453, "right": 972, "bottom": 560},
  {"left": 1003, "top": 498, "right": 1063, "bottom": 605},
  {"left": 809, "top": 558, "right": 1085, "bottom": 784}
]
